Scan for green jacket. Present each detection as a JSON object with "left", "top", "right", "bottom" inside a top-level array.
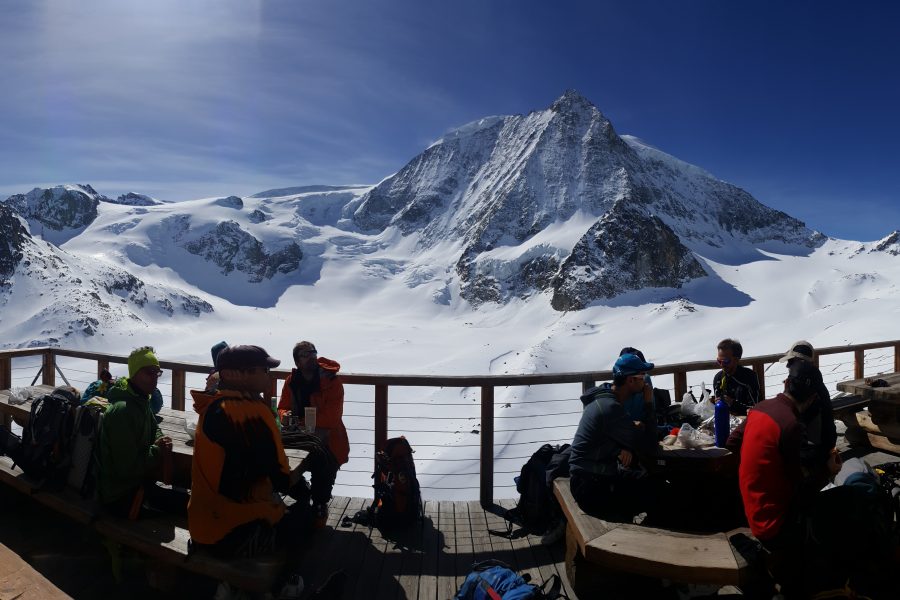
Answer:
[{"left": 98, "top": 378, "right": 163, "bottom": 504}]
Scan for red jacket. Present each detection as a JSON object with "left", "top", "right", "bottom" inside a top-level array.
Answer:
[
  {"left": 726, "top": 393, "right": 805, "bottom": 540},
  {"left": 278, "top": 357, "right": 349, "bottom": 465}
]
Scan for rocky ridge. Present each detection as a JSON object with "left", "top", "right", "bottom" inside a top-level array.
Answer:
[{"left": 352, "top": 90, "right": 823, "bottom": 309}]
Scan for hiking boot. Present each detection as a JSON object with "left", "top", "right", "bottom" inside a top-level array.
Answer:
[{"left": 277, "top": 573, "right": 304, "bottom": 599}]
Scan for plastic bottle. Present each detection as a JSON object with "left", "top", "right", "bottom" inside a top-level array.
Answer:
[
  {"left": 271, "top": 396, "right": 281, "bottom": 430},
  {"left": 714, "top": 397, "right": 730, "bottom": 448}
]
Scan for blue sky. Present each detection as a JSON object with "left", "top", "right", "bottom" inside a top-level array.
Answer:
[{"left": 1, "top": 0, "right": 898, "bottom": 240}]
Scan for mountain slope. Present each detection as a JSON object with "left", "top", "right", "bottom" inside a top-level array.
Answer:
[{"left": 351, "top": 91, "right": 822, "bottom": 309}]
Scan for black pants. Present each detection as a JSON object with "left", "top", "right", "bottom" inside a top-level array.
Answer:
[
  {"left": 102, "top": 481, "right": 189, "bottom": 519},
  {"left": 570, "top": 469, "right": 658, "bottom": 522},
  {"left": 192, "top": 502, "right": 310, "bottom": 559}
]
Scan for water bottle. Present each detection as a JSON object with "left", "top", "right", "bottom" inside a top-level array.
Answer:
[
  {"left": 270, "top": 396, "right": 281, "bottom": 430},
  {"left": 714, "top": 397, "right": 730, "bottom": 448}
]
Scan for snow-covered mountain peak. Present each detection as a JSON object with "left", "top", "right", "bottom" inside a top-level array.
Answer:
[{"left": 2, "top": 184, "right": 109, "bottom": 245}]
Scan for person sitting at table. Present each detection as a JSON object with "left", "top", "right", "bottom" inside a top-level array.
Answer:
[
  {"left": 278, "top": 341, "right": 349, "bottom": 468},
  {"left": 81, "top": 368, "right": 115, "bottom": 403},
  {"left": 778, "top": 340, "right": 837, "bottom": 477},
  {"left": 713, "top": 338, "right": 760, "bottom": 416},
  {"left": 204, "top": 340, "right": 228, "bottom": 394},
  {"left": 98, "top": 346, "right": 187, "bottom": 518},
  {"left": 725, "top": 361, "right": 894, "bottom": 596},
  {"left": 618, "top": 346, "right": 655, "bottom": 422},
  {"left": 188, "top": 344, "right": 309, "bottom": 560},
  {"left": 568, "top": 353, "right": 660, "bottom": 523}
]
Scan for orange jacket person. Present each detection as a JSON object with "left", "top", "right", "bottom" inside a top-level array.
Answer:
[{"left": 278, "top": 341, "right": 349, "bottom": 465}]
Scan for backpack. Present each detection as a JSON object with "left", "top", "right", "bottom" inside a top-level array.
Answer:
[
  {"left": 67, "top": 402, "right": 106, "bottom": 497},
  {"left": 370, "top": 436, "right": 422, "bottom": 529},
  {"left": 505, "top": 444, "right": 569, "bottom": 535},
  {"left": 454, "top": 560, "right": 563, "bottom": 600},
  {"left": 17, "top": 387, "right": 79, "bottom": 488}
]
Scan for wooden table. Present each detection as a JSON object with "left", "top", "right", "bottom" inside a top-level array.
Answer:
[
  {"left": 0, "top": 385, "right": 308, "bottom": 488},
  {"left": 645, "top": 443, "right": 736, "bottom": 474},
  {"left": 836, "top": 372, "right": 900, "bottom": 451}
]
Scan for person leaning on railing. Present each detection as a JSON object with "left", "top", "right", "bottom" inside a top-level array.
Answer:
[
  {"left": 98, "top": 347, "right": 187, "bottom": 518},
  {"left": 277, "top": 341, "right": 349, "bottom": 467}
]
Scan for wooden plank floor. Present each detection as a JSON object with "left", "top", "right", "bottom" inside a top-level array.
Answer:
[{"left": 294, "top": 498, "right": 578, "bottom": 600}]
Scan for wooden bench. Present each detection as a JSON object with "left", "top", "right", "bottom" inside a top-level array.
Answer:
[
  {"left": 0, "top": 541, "right": 73, "bottom": 599},
  {"left": 0, "top": 456, "right": 285, "bottom": 594},
  {"left": 553, "top": 477, "right": 758, "bottom": 592}
]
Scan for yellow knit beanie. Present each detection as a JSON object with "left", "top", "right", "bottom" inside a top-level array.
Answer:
[{"left": 128, "top": 346, "right": 160, "bottom": 378}]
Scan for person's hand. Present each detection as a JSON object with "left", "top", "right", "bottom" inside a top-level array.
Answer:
[
  {"left": 827, "top": 447, "right": 843, "bottom": 478},
  {"left": 722, "top": 395, "right": 734, "bottom": 406},
  {"left": 154, "top": 436, "right": 173, "bottom": 450},
  {"left": 618, "top": 449, "right": 633, "bottom": 468}
]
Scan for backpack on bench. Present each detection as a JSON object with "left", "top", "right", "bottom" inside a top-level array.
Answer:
[{"left": 16, "top": 387, "right": 80, "bottom": 489}]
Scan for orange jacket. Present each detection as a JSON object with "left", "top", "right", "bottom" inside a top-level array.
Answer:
[
  {"left": 278, "top": 357, "right": 349, "bottom": 465},
  {"left": 188, "top": 389, "right": 291, "bottom": 545}
]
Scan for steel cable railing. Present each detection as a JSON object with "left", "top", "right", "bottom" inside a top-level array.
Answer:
[{"left": 3, "top": 342, "right": 898, "bottom": 501}]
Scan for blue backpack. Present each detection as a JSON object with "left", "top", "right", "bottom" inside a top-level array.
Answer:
[{"left": 454, "top": 560, "right": 563, "bottom": 600}]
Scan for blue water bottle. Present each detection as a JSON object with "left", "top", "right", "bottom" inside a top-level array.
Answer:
[{"left": 714, "top": 397, "right": 730, "bottom": 448}]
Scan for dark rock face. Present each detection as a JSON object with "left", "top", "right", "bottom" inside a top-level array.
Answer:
[
  {"left": 872, "top": 230, "right": 900, "bottom": 255},
  {"left": 4, "top": 185, "right": 102, "bottom": 231},
  {"left": 0, "top": 204, "right": 29, "bottom": 285},
  {"left": 108, "top": 192, "right": 161, "bottom": 206},
  {"left": 550, "top": 202, "right": 707, "bottom": 311},
  {"left": 215, "top": 195, "right": 244, "bottom": 209},
  {"left": 183, "top": 220, "right": 302, "bottom": 282}
]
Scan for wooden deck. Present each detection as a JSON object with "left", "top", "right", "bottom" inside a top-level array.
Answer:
[
  {"left": 0, "top": 480, "right": 576, "bottom": 599},
  {"left": 290, "top": 497, "right": 576, "bottom": 599}
]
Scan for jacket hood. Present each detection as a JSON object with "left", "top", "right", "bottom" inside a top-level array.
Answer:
[
  {"left": 191, "top": 389, "right": 217, "bottom": 414},
  {"left": 317, "top": 356, "right": 340, "bottom": 374}
]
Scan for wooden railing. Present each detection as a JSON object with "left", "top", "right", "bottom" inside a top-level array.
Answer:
[{"left": 2, "top": 340, "right": 898, "bottom": 507}]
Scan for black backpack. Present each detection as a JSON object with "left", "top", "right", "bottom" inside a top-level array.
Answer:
[
  {"left": 504, "top": 443, "right": 570, "bottom": 536},
  {"left": 17, "top": 388, "right": 79, "bottom": 488},
  {"left": 370, "top": 436, "right": 422, "bottom": 529}
]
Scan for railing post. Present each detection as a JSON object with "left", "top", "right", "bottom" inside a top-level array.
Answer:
[
  {"left": 480, "top": 385, "right": 494, "bottom": 509},
  {"left": 0, "top": 355, "right": 10, "bottom": 428},
  {"left": 895, "top": 344, "right": 900, "bottom": 374},
  {"left": 854, "top": 349, "right": 865, "bottom": 380},
  {"left": 0, "top": 355, "right": 10, "bottom": 391},
  {"left": 581, "top": 379, "right": 594, "bottom": 394},
  {"left": 674, "top": 371, "right": 687, "bottom": 401},
  {"left": 42, "top": 350, "right": 56, "bottom": 387},
  {"left": 97, "top": 359, "right": 109, "bottom": 379},
  {"left": 171, "top": 369, "right": 186, "bottom": 411},
  {"left": 374, "top": 384, "right": 388, "bottom": 455}
]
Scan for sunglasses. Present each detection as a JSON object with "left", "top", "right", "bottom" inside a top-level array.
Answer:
[{"left": 716, "top": 358, "right": 732, "bottom": 366}]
